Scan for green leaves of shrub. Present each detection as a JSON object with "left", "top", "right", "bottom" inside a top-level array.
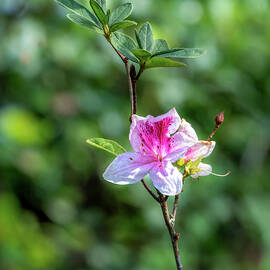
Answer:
[
  {"left": 86, "top": 138, "right": 126, "bottom": 156},
  {"left": 135, "top": 22, "right": 154, "bottom": 52},
  {"left": 55, "top": 0, "right": 136, "bottom": 35},
  {"left": 111, "top": 21, "right": 205, "bottom": 68}
]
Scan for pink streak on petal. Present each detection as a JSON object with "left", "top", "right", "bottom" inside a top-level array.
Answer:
[
  {"left": 129, "top": 108, "right": 181, "bottom": 157},
  {"left": 149, "top": 161, "right": 183, "bottom": 196},
  {"left": 165, "top": 132, "right": 195, "bottom": 162},
  {"left": 103, "top": 152, "right": 155, "bottom": 185}
]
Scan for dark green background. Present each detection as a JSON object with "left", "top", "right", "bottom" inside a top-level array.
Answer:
[{"left": 0, "top": 0, "right": 270, "bottom": 269}]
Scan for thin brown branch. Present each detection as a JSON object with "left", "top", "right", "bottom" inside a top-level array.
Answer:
[
  {"left": 141, "top": 179, "right": 160, "bottom": 202},
  {"left": 171, "top": 194, "right": 180, "bottom": 220},
  {"left": 160, "top": 198, "right": 183, "bottom": 270}
]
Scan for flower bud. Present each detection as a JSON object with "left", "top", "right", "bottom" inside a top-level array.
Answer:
[{"left": 215, "top": 112, "right": 224, "bottom": 126}]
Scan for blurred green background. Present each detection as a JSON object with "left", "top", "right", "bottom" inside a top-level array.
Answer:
[{"left": 1, "top": 0, "right": 270, "bottom": 269}]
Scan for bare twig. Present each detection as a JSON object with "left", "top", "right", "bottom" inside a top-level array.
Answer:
[
  {"left": 171, "top": 194, "right": 180, "bottom": 221},
  {"left": 160, "top": 197, "right": 183, "bottom": 270},
  {"left": 141, "top": 179, "right": 160, "bottom": 202}
]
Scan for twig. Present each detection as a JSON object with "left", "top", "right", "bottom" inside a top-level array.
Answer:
[
  {"left": 141, "top": 179, "right": 160, "bottom": 202},
  {"left": 160, "top": 197, "right": 183, "bottom": 270},
  {"left": 171, "top": 194, "right": 180, "bottom": 221}
]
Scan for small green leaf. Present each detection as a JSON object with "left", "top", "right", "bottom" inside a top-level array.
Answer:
[
  {"left": 153, "top": 48, "right": 206, "bottom": 59},
  {"left": 66, "top": 14, "right": 102, "bottom": 33},
  {"left": 86, "top": 138, "right": 126, "bottom": 156},
  {"left": 152, "top": 39, "right": 169, "bottom": 54},
  {"left": 109, "top": 3, "right": 133, "bottom": 25},
  {"left": 145, "top": 57, "right": 186, "bottom": 69},
  {"left": 131, "top": 49, "right": 152, "bottom": 62},
  {"left": 95, "top": 0, "right": 106, "bottom": 12},
  {"left": 111, "top": 32, "right": 139, "bottom": 63},
  {"left": 90, "top": 0, "right": 106, "bottom": 25},
  {"left": 55, "top": 0, "right": 100, "bottom": 27},
  {"left": 135, "top": 22, "right": 154, "bottom": 52},
  {"left": 110, "top": 20, "right": 137, "bottom": 32}
]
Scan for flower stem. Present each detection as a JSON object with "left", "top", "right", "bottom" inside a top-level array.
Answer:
[
  {"left": 159, "top": 195, "right": 183, "bottom": 270},
  {"left": 106, "top": 36, "right": 182, "bottom": 269}
]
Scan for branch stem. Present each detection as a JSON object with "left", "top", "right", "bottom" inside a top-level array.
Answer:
[
  {"left": 160, "top": 197, "right": 183, "bottom": 270},
  {"left": 107, "top": 36, "right": 183, "bottom": 269}
]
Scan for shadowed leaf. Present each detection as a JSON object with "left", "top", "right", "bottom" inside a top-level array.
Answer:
[
  {"left": 109, "top": 3, "right": 133, "bottom": 25},
  {"left": 153, "top": 48, "right": 206, "bottom": 58},
  {"left": 55, "top": 0, "right": 101, "bottom": 27},
  {"left": 111, "top": 32, "right": 139, "bottom": 63},
  {"left": 90, "top": 0, "right": 106, "bottom": 25},
  {"left": 135, "top": 22, "right": 154, "bottom": 52},
  {"left": 66, "top": 14, "right": 102, "bottom": 33},
  {"left": 145, "top": 57, "right": 186, "bottom": 69},
  {"left": 110, "top": 20, "right": 137, "bottom": 32},
  {"left": 152, "top": 39, "right": 169, "bottom": 54}
]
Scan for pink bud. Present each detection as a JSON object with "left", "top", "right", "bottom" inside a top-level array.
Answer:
[{"left": 215, "top": 112, "right": 224, "bottom": 126}]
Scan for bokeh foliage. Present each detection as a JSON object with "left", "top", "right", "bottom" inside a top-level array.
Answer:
[{"left": 0, "top": 0, "right": 270, "bottom": 269}]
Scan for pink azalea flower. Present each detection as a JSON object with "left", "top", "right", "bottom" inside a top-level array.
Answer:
[
  {"left": 178, "top": 119, "right": 216, "bottom": 178},
  {"left": 103, "top": 108, "right": 194, "bottom": 195}
]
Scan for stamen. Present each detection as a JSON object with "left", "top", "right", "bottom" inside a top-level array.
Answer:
[{"left": 210, "top": 170, "right": 231, "bottom": 177}]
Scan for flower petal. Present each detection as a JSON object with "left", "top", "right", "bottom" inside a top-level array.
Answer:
[
  {"left": 191, "top": 162, "right": 212, "bottom": 178},
  {"left": 185, "top": 141, "right": 216, "bottom": 161},
  {"left": 149, "top": 162, "right": 182, "bottom": 195},
  {"left": 178, "top": 119, "right": 198, "bottom": 142},
  {"left": 103, "top": 152, "right": 154, "bottom": 185},
  {"left": 165, "top": 132, "right": 196, "bottom": 162},
  {"left": 129, "top": 108, "right": 181, "bottom": 157},
  {"left": 148, "top": 108, "right": 181, "bottom": 134}
]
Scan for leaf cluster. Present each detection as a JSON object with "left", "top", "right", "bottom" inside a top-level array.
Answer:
[{"left": 55, "top": 0, "right": 205, "bottom": 69}]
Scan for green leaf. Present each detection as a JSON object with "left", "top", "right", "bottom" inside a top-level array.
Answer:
[
  {"left": 95, "top": 0, "right": 106, "bottom": 12},
  {"left": 145, "top": 57, "right": 186, "bottom": 69},
  {"left": 111, "top": 32, "right": 139, "bottom": 63},
  {"left": 66, "top": 14, "right": 102, "bottom": 33},
  {"left": 152, "top": 39, "right": 169, "bottom": 54},
  {"left": 86, "top": 138, "right": 126, "bottom": 156},
  {"left": 90, "top": 0, "right": 106, "bottom": 25},
  {"left": 131, "top": 49, "right": 152, "bottom": 62},
  {"left": 135, "top": 22, "right": 154, "bottom": 52},
  {"left": 109, "top": 3, "right": 133, "bottom": 25},
  {"left": 110, "top": 20, "right": 137, "bottom": 32},
  {"left": 153, "top": 48, "right": 206, "bottom": 58},
  {"left": 55, "top": 0, "right": 100, "bottom": 27}
]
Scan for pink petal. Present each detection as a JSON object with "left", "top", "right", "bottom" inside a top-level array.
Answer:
[
  {"left": 178, "top": 119, "right": 198, "bottom": 142},
  {"left": 185, "top": 141, "right": 216, "bottom": 161},
  {"left": 129, "top": 108, "right": 181, "bottom": 158},
  {"left": 165, "top": 132, "right": 196, "bottom": 162},
  {"left": 103, "top": 152, "right": 154, "bottom": 185},
  {"left": 149, "top": 162, "right": 182, "bottom": 196},
  {"left": 191, "top": 162, "right": 212, "bottom": 178}
]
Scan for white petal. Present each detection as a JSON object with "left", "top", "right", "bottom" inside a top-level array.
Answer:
[
  {"left": 191, "top": 162, "right": 212, "bottom": 178},
  {"left": 165, "top": 132, "right": 196, "bottom": 162},
  {"left": 103, "top": 152, "right": 154, "bottom": 185},
  {"left": 178, "top": 119, "right": 198, "bottom": 142},
  {"left": 149, "top": 162, "right": 182, "bottom": 196},
  {"left": 185, "top": 141, "right": 216, "bottom": 161}
]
